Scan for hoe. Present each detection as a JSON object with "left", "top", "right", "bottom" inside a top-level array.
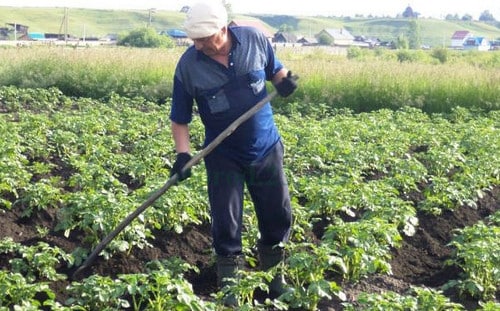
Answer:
[{"left": 72, "top": 90, "right": 280, "bottom": 279}]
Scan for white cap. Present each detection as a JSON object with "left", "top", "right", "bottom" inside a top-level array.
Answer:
[{"left": 184, "top": 1, "right": 228, "bottom": 39}]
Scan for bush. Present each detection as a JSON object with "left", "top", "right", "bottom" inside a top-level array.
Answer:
[
  {"left": 397, "top": 50, "right": 418, "bottom": 63},
  {"left": 431, "top": 47, "right": 449, "bottom": 64},
  {"left": 118, "top": 27, "right": 174, "bottom": 48}
]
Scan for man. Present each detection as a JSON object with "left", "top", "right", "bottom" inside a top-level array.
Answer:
[{"left": 169, "top": 0, "right": 297, "bottom": 305}]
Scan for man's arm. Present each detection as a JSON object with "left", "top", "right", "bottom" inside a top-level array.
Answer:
[
  {"left": 272, "top": 68, "right": 289, "bottom": 86},
  {"left": 171, "top": 121, "right": 190, "bottom": 153}
]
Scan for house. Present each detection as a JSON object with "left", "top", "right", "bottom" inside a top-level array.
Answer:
[
  {"left": 163, "top": 29, "right": 187, "bottom": 39},
  {"left": 316, "top": 28, "right": 354, "bottom": 46},
  {"left": 491, "top": 40, "right": 500, "bottom": 50},
  {"left": 463, "top": 36, "right": 490, "bottom": 51},
  {"left": 273, "top": 32, "right": 297, "bottom": 44},
  {"left": 161, "top": 29, "right": 189, "bottom": 46},
  {"left": 297, "top": 36, "right": 318, "bottom": 46},
  {"left": 99, "top": 33, "right": 118, "bottom": 42},
  {"left": 0, "top": 27, "right": 9, "bottom": 39},
  {"left": 228, "top": 19, "right": 274, "bottom": 40},
  {"left": 352, "top": 35, "right": 380, "bottom": 48},
  {"left": 6, "top": 23, "right": 29, "bottom": 35},
  {"left": 28, "top": 32, "right": 45, "bottom": 41},
  {"left": 450, "top": 30, "right": 473, "bottom": 49}
]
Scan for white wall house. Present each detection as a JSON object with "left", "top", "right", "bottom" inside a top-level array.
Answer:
[{"left": 450, "top": 30, "right": 473, "bottom": 49}]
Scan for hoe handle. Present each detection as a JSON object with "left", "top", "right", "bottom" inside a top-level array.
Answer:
[{"left": 72, "top": 90, "right": 278, "bottom": 279}]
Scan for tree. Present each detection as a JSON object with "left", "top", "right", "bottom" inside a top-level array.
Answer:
[
  {"left": 479, "top": 10, "right": 496, "bottom": 22},
  {"left": 402, "top": 6, "right": 416, "bottom": 18},
  {"left": 396, "top": 33, "right": 409, "bottom": 49},
  {"left": 279, "top": 24, "right": 292, "bottom": 32},
  {"left": 462, "top": 14, "right": 473, "bottom": 21},
  {"left": 445, "top": 14, "right": 460, "bottom": 20},
  {"left": 317, "top": 32, "right": 333, "bottom": 46},
  {"left": 408, "top": 20, "right": 421, "bottom": 49}
]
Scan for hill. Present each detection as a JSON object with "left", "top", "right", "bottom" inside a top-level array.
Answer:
[{"left": 1, "top": 6, "right": 499, "bottom": 47}]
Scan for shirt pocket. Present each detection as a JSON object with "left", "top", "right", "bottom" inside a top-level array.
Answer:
[
  {"left": 248, "top": 71, "right": 266, "bottom": 96},
  {"left": 204, "top": 89, "right": 230, "bottom": 114}
]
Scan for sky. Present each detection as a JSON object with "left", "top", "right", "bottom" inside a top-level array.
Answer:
[{"left": 0, "top": 0, "right": 498, "bottom": 20}]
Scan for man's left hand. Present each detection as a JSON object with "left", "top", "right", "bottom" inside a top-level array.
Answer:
[{"left": 276, "top": 71, "right": 298, "bottom": 97}]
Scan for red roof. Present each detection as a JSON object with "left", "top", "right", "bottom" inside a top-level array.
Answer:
[
  {"left": 228, "top": 19, "right": 274, "bottom": 38},
  {"left": 451, "top": 30, "right": 471, "bottom": 40}
]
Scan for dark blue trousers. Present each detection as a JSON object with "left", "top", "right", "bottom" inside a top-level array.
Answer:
[{"left": 204, "top": 141, "right": 292, "bottom": 256}]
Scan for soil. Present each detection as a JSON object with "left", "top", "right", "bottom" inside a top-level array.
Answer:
[{"left": 0, "top": 186, "right": 498, "bottom": 310}]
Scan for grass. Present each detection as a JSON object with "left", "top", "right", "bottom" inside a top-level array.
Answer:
[
  {"left": 274, "top": 47, "right": 500, "bottom": 113},
  {"left": 0, "top": 46, "right": 180, "bottom": 101},
  {"left": 0, "top": 45, "right": 498, "bottom": 113}
]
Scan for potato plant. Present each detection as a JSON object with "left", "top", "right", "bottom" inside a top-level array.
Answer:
[{"left": 0, "top": 85, "right": 499, "bottom": 309}]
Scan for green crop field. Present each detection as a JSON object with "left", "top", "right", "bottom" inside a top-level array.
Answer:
[{"left": 0, "top": 44, "right": 499, "bottom": 310}]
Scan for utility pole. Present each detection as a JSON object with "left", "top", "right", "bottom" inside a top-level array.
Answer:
[
  {"left": 64, "top": 7, "right": 68, "bottom": 44},
  {"left": 59, "top": 7, "right": 69, "bottom": 44},
  {"left": 83, "top": 24, "right": 86, "bottom": 44},
  {"left": 148, "top": 8, "right": 156, "bottom": 27}
]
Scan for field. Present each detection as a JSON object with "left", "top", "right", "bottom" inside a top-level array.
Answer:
[
  {"left": 0, "top": 47, "right": 499, "bottom": 310},
  {"left": 1, "top": 6, "right": 500, "bottom": 48}
]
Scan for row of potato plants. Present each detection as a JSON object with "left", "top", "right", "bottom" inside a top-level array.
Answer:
[{"left": 0, "top": 86, "right": 499, "bottom": 310}]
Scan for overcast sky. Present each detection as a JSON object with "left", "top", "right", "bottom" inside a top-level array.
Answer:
[{"left": 0, "top": 0, "right": 498, "bottom": 20}]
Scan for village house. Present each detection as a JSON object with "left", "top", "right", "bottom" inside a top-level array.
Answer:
[
  {"left": 160, "top": 29, "right": 189, "bottom": 46},
  {"left": 296, "top": 36, "right": 318, "bottom": 46},
  {"left": 273, "top": 31, "right": 297, "bottom": 44},
  {"left": 316, "top": 28, "right": 355, "bottom": 46},
  {"left": 463, "top": 36, "right": 490, "bottom": 51},
  {"left": 450, "top": 30, "right": 473, "bottom": 49}
]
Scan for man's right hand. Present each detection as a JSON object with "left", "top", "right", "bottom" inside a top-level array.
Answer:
[
  {"left": 275, "top": 71, "right": 298, "bottom": 97},
  {"left": 170, "top": 152, "right": 192, "bottom": 181}
]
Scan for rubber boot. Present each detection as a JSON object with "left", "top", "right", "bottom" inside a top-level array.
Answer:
[
  {"left": 257, "top": 243, "right": 290, "bottom": 298},
  {"left": 216, "top": 255, "right": 241, "bottom": 307}
]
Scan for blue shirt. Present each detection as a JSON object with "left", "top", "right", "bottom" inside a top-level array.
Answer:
[{"left": 170, "top": 26, "right": 284, "bottom": 163}]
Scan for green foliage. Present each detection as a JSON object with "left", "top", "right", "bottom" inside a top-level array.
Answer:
[
  {"left": 67, "top": 258, "right": 215, "bottom": 310},
  {"left": 1, "top": 85, "right": 499, "bottom": 309},
  {"left": 343, "top": 286, "right": 465, "bottom": 310},
  {"left": 1, "top": 47, "right": 499, "bottom": 113},
  {"left": 478, "top": 301, "right": 500, "bottom": 310},
  {"left": 432, "top": 47, "right": 449, "bottom": 63},
  {"left": 322, "top": 218, "right": 401, "bottom": 280},
  {"left": 396, "top": 33, "right": 410, "bottom": 49},
  {"left": 444, "top": 221, "right": 500, "bottom": 300},
  {"left": 0, "top": 271, "right": 57, "bottom": 309},
  {"left": 408, "top": 20, "right": 422, "bottom": 49},
  {"left": 1, "top": 238, "right": 73, "bottom": 282},
  {"left": 117, "top": 27, "right": 174, "bottom": 48},
  {"left": 213, "top": 270, "right": 286, "bottom": 310},
  {"left": 397, "top": 49, "right": 416, "bottom": 62},
  {"left": 0, "top": 48, "right": 176, "bottom": 102},
  {"left": 283, "top": 243, "right": 345, "bottom": 310},
  {"left": 346, "top": 46, "right": 371, "bottom": 60},
  {"left": 0, "top": 238, "right": 75, "bottom": 309},
  {"left": 317, "top": 32, "right": 333, "bottom": 45}
]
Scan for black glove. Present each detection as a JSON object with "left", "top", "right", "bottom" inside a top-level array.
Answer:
[
  {"left": 170, "top": 152, "right": 192, "bottom": 182},
  {"left": 275, "top": 71, "right": 298, "bottom": 97}
]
